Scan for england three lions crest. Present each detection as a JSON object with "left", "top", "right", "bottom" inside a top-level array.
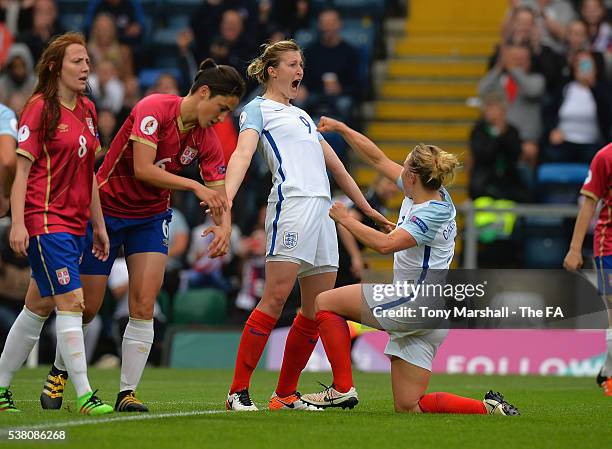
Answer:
[
  {"left": 283, "top": 231, "right": 298, "bottom": 249},
  {"left": 179, "top": 146, "right": 197, "bottom": 165}
]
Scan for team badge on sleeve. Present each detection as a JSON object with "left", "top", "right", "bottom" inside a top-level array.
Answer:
[
  {"left": 86, "top": 117, "right": 95, "bottom": 136},
  {"left": 140, "top": 116, "right": 159, "bottom": 135},
  {"left": 18, "top": 125, "right": 30, "bottom": 143},
  {"left": 55, "top": 267, "right": 71, "bottom": 286},
  {"left": 283, "top": 231, "right": 298, "bottom": 249},
  {"left": 179, "top": 146, "right": 197, "bottom": 165}
]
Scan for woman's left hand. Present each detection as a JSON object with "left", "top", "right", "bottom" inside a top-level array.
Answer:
[
  {"left": 202, "top": 225, "right": 231, "bottom": 258},
  {"left": 367, "top": 208, "right": 396, "bottom": 233},
  {"left": 92, "top": 226, "right": 110, "bottom": 261}
]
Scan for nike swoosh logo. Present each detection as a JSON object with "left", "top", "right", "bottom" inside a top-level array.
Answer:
[
  {"left": 276, "top": 399, "right": 295, "bottom": 408},
  {"left": 273, "top": 108, "right": 284, "bottom": 112},
  {"left": 249, "top": 328, "right": 267, "bottom": 336}
]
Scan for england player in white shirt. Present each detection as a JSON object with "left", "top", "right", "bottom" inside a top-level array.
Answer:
[
  {"left": 223, "top": 40, "right": 392, "bottom": 411},
  {"left": 300, "top": 116, "right": 520, "bottom": 416}
]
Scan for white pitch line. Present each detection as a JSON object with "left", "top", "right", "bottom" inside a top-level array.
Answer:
[{"left": 0, "top": 410, "right": 225, "bottom": 436}]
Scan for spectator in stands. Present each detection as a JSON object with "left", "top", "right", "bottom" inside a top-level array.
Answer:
[
  {"left": 543, "top": 50, "right": 611, "bottom": 163},
  {"left": 335, "top": 175, "right": 399, "bottom": 287},
  {"left": 4, "top": 91, "right": 26, "bottom": 116},
  {"left": 84, "top": 0, "right": 145, "bottom": 45},
  {"left": 580, "top": 0, "right": 612, "bottom": 53},
  {"left": 17, "top": 0, "right": 64, "bottom": 63},
  {"left": 0, "top": 22, "right": 13, "bottom": 70},
  {"left": 256, "top": 0, "right": 290, "bottom": 47},
  {"left": 207, "top": 9, "right": 255, "bottom": 76},
  {"left": 0, "top": 0, "right": 34, "bottom": 36},
  {"left": 0, "top": 225, "right": 29, "bottom": 349},
  {"left": 270, "top": 0, "right": 311, "bottom": 38},
  {"left": 469, "top": 91, "right": 531, "bottom": 202},
  {"left": 539, "top": 19, "right": 607, "bottom": 93},
  {"left": 96, "top": 108, "right": 117, "bottom": 160},
  {"left": 299, "top": 8, "right": 361, "bottom": 124},
  {"left": 87, "top": 12, "right": 134, "bottom": 80},
  {"left": 146, "top": 72, "right": 180, "bottom": 96},
  {"left": 479, "top": 43, "right": 546, "bottom": 166},
  {"left": 0, "top": 43, "right": 36, "bottom": 104},
  {"left": 190, "top": 0, "right": 258, "bottom": 64},
  {"left": 527, "top": 0, "right": 577, "bottom": 53},
  {"left": 115, "top": 75, "right": 141, "bottom": 125},
  {"left": 89, "top": 59, "right": 124, "bottom": 114}
]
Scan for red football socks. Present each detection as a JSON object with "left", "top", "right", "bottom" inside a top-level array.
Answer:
[
  {"left": 316, "top": 310, "right": 353, "bottom": 393},
  {"left": 229, "top": 308, "right": 277, "bottom": 394},
  {"left": 418, "top": 392, "right": 487, "bottom": 414},
  {"left": 275, "top": 313, "right": 319, "bottom": 397}
]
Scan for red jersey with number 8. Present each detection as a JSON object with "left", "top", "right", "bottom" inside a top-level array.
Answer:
[
  {"left": 16, "top": 95, "right": 100, "bottom": 237},
  {"left": 96, "top": 94, "right": 226, "bottom": 218},
  {"left": 581, "top": 143, "right": 612, "bottom": 257}
]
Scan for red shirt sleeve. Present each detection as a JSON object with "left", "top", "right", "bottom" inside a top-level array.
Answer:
[
  {"left": 129, "top": 95, "right": 164, "bottom": 150},
  {"left": 16, "top": 96, "right": 44, "bottom": 162},
  {"left": 198, "top": 127, "right": 226, "bottom": 186},
  {"left": 581, "top": 150, "right": 608, "bottom": 201}
]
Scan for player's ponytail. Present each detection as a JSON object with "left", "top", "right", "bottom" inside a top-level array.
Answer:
[
  {"left": 407, "top": 143, "right": 459, "bottom": 190},
  {"left": 189, "top": 57, "right": 246, "bottom": 99},
  {"left": 247, "top": 40, "right": 303, "bottom": 87}
]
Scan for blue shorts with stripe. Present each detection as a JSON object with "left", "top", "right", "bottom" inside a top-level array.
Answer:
[
  {"left": 594, "top": 255, "right": 612, "bottom": 296},
  {"left": 80, "top": 210, "right": 172, "bottom": 276},
  {"left": 27, "top": 233, "right": 85, "bottom": 298}
]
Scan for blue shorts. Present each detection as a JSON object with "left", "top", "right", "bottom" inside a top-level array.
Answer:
[
  {"left": 594, "top": 255, "right": 612, "bottom": 297},
  {"left": 80, "top": 210, "right": 172, "bottom": 276},
  {"left": 28, "top": 233, "right": 85, "bottom": 298}
]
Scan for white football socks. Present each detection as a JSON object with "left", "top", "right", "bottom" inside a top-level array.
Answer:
[
  {"left": 120, "top": 318, "right": 154, "bottom": 392},
  {"left": 55, "top": 312, "right": 91, "bottom": 397},
  {"left": 54, "top": 321, "right": 90, "bottom": 372},
  {"left": 0, "top": 307, "right": 47, "bottom": 387}
]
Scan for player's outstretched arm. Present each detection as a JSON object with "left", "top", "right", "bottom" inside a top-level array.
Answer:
[
  {"left": 322, "top": 140, "right": 395, "bottom": 232},
  {"left": 317, "top": 116, "right": 402, "bottom": 183},
  {"left": 225, "top": 129, "right": 259, "bottom": 204},
  {"left": 329, "top": 202, "right": 415, "bottom": 254},
  {"left": 563, "top": 196, "right": 597, "bottom": 271}
]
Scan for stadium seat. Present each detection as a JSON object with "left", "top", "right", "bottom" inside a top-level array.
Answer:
[
  {"left": 172, "top": 288, "right": 227, "bottom": 325},
  {"left": 536, "top": 163, "right": 589, "bottom": 204},
  {"left": 521, "top": 217, "right": 569, "bottom": 268},
  {"left": 333, "top": 0, "right": 385, "bottom": 18}
]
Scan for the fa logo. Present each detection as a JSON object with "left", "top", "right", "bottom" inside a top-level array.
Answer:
[
  {"left": 283, "top": 231, "right": 298, "bottom": 249},
  {"left": 179, "top": 146, "right": 197, "bottom": 165},
  {"left": 56, "top": 268, "right": 70, "bottom": 286}
]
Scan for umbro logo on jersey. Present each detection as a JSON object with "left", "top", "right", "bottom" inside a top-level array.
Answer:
[{"left": 58, "top": 123, "right": 69, "bottom": 132}]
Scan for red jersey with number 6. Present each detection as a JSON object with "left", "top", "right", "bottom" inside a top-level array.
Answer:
[
  {"left": 96, "top": 94, "right": 226, "bottom": 218},
  {"left": 16, "top": 95, "right": 100, "bottom": 237},
  {"left": 581, "top": 143, "right": 612, "bottom": 257}
]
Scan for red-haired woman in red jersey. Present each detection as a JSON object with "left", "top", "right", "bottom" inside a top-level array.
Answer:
[{"left": 0, "top": 33, "right": 114, "bottom": 415}]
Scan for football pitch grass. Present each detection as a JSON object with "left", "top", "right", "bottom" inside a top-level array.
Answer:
[{"left": 1, "top": 368, "right": 610, "bottom": 449}]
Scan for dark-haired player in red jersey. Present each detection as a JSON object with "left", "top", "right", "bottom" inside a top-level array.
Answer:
[
  {"left": 38, "top": 58, "right": 246, "bottom": 412},
  {"left": 564, "top": 142, "right": 612, "bottom": 396},
  {"left": 0, "top": 32, "right": 113, "bottom": 415}
]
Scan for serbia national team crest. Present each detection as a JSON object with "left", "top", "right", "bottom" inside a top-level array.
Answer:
[
  {"left": 56, "top": 267, "right": 70, "bottom": 286},
  {"left": 86, "top": 117, "right": 95, "bottom": 136},
  {"left": 179, "top": 146, "right": 197, "bottom": 165},
  {"left": 283, "top": 231, "right": 298, "bottom": 249}
]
